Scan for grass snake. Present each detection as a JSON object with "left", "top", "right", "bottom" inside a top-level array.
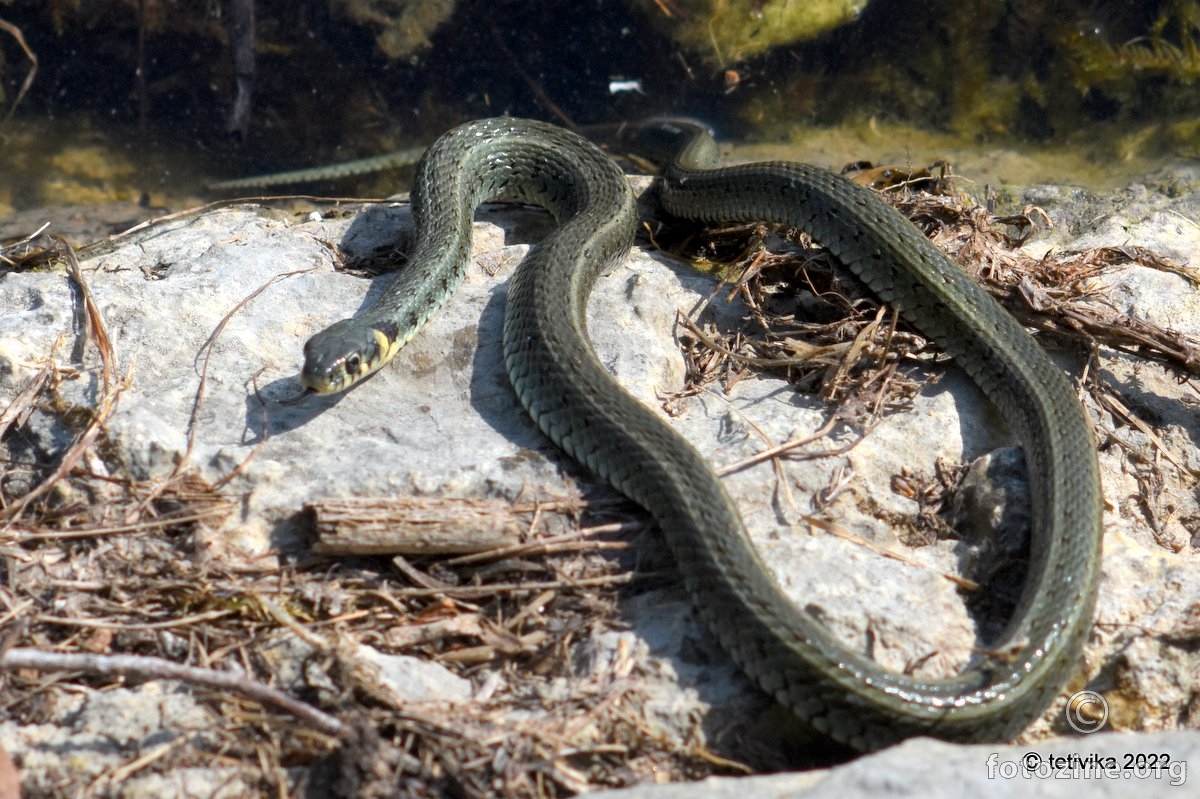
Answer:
[{"left": 300, "top": 117, "right": 1102, "bottom": 750}]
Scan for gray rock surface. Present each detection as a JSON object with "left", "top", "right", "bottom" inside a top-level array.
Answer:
[
  {"left": 2, "top": 170, "right": 1199, "bottom": 794},
  {"left": 0, "top": 683, "right": 250, "bottom": 798}
]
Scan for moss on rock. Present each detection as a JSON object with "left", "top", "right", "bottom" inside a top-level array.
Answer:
[{"left": 630, "top": 0, "right": 868, "bottom": 67}]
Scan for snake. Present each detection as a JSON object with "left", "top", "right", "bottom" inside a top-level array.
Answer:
[
  {"left": 299, "top": 117, "right": 1103, "bottom": 751},
  {"left": 208, "top": 146, "right": 427, "bottom": 191}
]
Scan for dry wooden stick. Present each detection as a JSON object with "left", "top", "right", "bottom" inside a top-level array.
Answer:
[{"left": 309, "top": 496, "right": 524, "bottom": 555}]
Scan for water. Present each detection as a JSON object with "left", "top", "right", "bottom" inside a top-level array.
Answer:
[{"left": 0, "top": 0, "right": 1195, "bottom": 225}]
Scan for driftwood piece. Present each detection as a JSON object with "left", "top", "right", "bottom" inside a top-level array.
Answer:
[{"left": 308, "top": 496, "right": 524, "bottom": 555}]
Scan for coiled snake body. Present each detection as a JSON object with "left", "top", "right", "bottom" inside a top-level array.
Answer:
[{"left": 301, "top": 117, "right": 1102, "bottom": 750}]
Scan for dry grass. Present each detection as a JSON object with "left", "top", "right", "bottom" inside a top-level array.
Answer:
[
  {"left": 1, "top": 178, "right": 1197, "bottom": 795},
  {"left": 649, "top": 172, "right": 1200, "bottom": 552},
  {"left": 0, "top": 234, "right": 743, "bottom": 797}
]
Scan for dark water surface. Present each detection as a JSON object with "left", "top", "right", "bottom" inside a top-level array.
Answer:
[{"left": 0, "top": 0, "right": 1196, "bottom": 225}]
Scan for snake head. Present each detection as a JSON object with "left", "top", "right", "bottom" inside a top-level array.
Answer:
[{"left": 301, "top": 317, "right": 391, "bottom": 394}]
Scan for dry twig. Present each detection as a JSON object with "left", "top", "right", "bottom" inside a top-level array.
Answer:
[
  {"left": 0, "top": 648, "right": 344, "bottom": 736},
  {"left": 0, "top": 17, "right": 37, "bottom": 119},
  {"left": 0, "top": 241, "right": 129, "bottom": 524}
]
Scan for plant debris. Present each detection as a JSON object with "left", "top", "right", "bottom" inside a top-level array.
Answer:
[
  {"left": 654, "top": 180, "right": 1200, "bottom": 409},
  {"left": 647, "top": 174, "right": 1200, "bottom": 553},
  {"left": 2, "top": 181, "right": 1198, "bottom": 795}
]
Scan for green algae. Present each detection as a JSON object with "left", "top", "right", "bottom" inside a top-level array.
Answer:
[
  {"left": 630, "top": 0, "right": 868, "bottom": 67},
  {"left": 330, "top": 0, "right": 460, "bottom": 60},
  {"left": 724, "top": 116, "right": 1200, "bottom": 196}
]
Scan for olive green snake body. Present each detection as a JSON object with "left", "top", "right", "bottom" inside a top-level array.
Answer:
[{"left": 300, "top": 117, "right": 1102, "bottom": 750}]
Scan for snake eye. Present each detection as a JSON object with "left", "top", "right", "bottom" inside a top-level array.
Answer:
[{"left": 345, "top": 354, "right": 362, "bottom": 375}]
